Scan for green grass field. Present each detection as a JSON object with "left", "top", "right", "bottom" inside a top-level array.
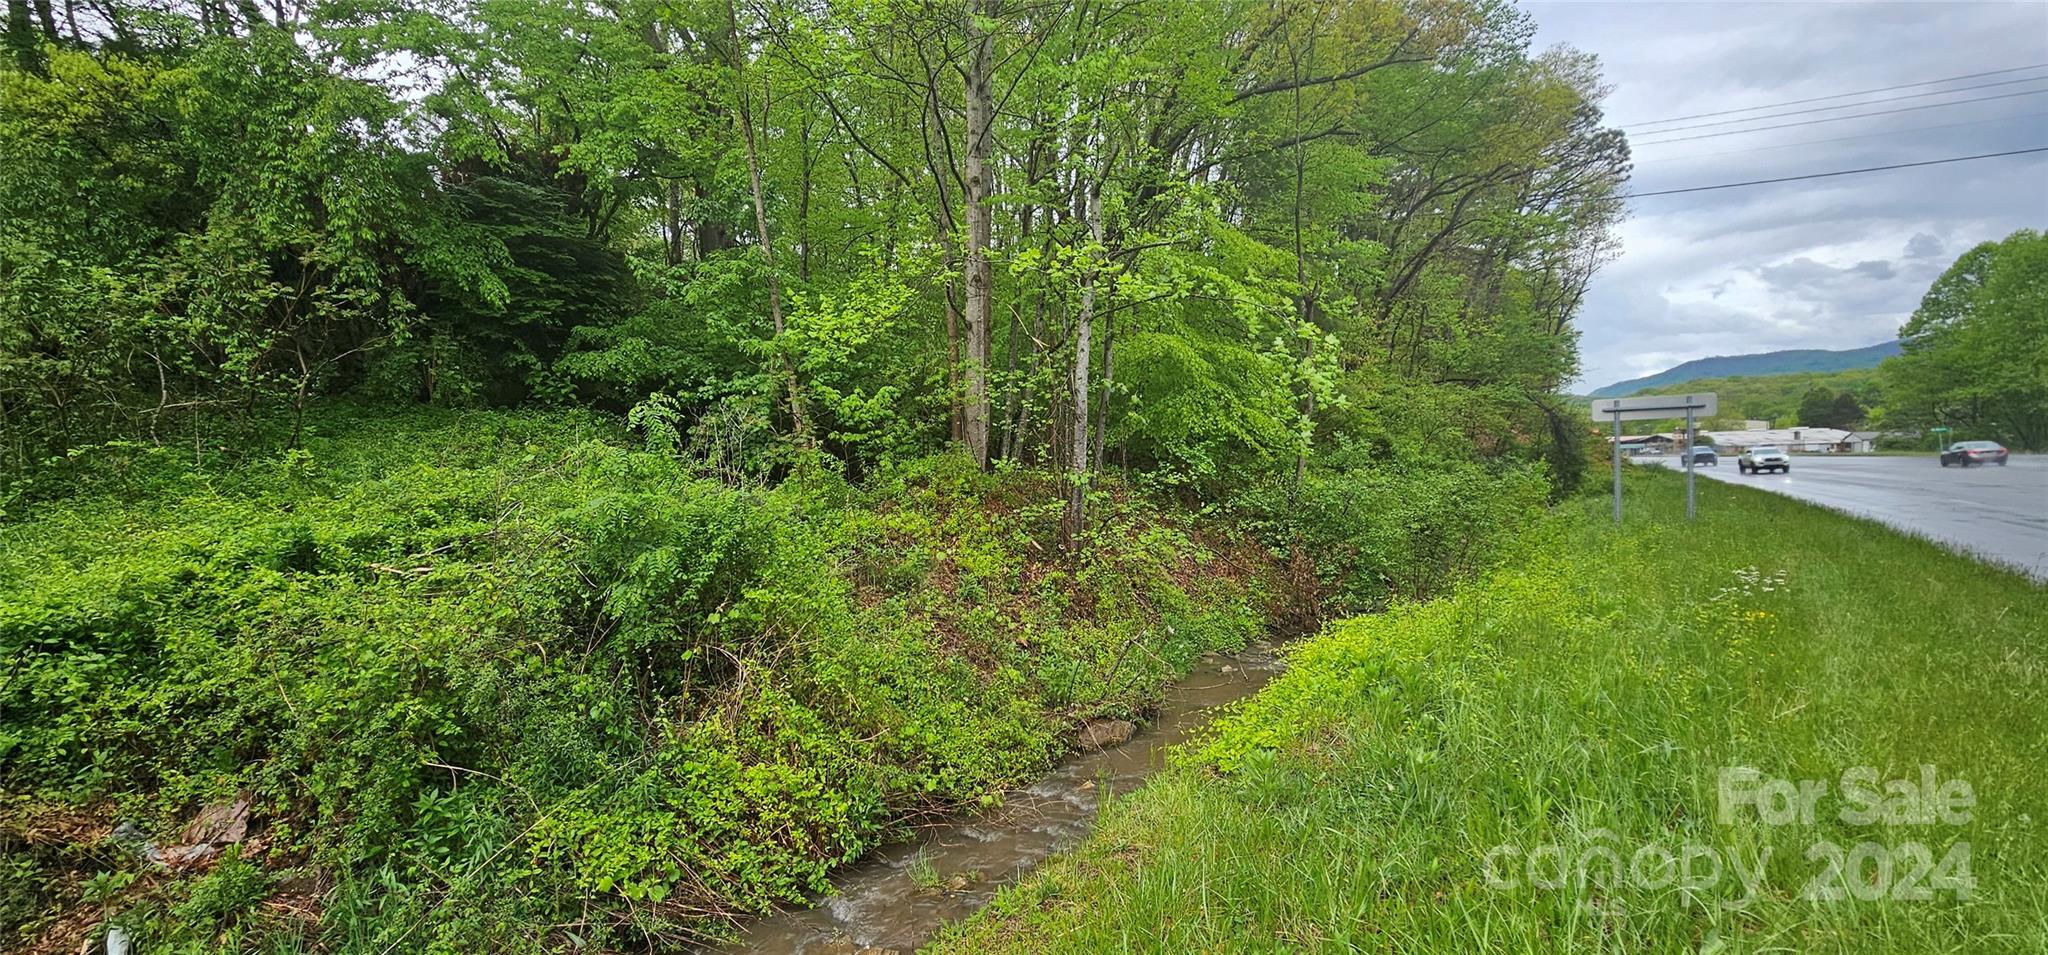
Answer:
[{"left": 933, "top": 469, "right": 2048, "bottom": 953}]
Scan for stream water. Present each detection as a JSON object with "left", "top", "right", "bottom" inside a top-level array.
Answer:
[{"left": 727, "top": 639, "right": 1286, "bottom": 953}]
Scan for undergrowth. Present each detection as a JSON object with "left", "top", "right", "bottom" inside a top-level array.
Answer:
[{"left": 0, "top": 405, "right": 1267, "bottom": 952}]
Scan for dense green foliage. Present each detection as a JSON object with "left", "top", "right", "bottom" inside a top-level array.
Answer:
[
  {"left": 0, "top": 0, "right": 1629, "bottom": 948},
  {"left": 1879, "top": 229, "right": 2048, "bottom": 450},
  {"left": 0, "top": 0, "right": 1623, "bottom": 484},
  {"left": 1233, "top": 459, "right": 1550, "bottom": 617},
  {"left": 935, "top": 471, "right": 2048, "bottom": 953},
  {"left": 1795, "top": 385, "right": 1867, "bottom": 431},
  {"left": 2, "top": 409, "right": 1274, "bottom": 949}
]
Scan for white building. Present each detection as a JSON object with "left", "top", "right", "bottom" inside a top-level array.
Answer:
[{"left": 1693, "top": 427, "right": 1873, "bottom": 453}]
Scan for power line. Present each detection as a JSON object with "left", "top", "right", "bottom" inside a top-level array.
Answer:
[
  {"left": 1634, "top": 110, "right": 2048, "bottom": 163},
  {"left": 1626, "top": 76, "right": 2048, "bottom": 134},
  {"left": 1618, "top": 62, "right": 2048, "bottom": 127},
  {"left": 1631, "top": 89, "right": 2048, "bottom": 146},
  {"left": 1622, "top": 144, "right": 2039, "bottom": 196}
]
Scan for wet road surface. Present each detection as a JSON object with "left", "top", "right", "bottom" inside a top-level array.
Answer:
[{"left": 1648, "top": 454, "right": 2047, "bottom": 579}]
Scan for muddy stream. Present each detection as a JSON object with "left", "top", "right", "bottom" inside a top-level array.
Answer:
[{"left": 727, "top": 640, "right": 1285, "bottom": 953}]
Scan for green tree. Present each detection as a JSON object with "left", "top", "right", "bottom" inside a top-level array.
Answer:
[
  {"left": 1797, "top": 386, "right": 1836, "bottom": 429},
  {"left": 0, "top": 33, "right": 512, "bottom": 460},
  {"left": 1827, "top": 391, "right": 1866, "bottom": 430},
  {"left": 1881, "top": 229, "right": 2048, "bottom": 449}
]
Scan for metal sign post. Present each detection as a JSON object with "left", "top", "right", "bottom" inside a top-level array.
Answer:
[
  {"left": 1591, "top": 392, "right": 1718, "bottom": 524},
  {"left": 1612, "top": 409, "right": 1623, "bottom": 523},
  {"left": 1684, "top": 404, "right": 1697, "bottom": 521}
]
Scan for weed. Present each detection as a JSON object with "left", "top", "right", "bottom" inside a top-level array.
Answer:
[{"left": 906, "top": 849, "right": 942, "bottom": 891}]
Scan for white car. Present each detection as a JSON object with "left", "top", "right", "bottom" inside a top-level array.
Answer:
[{"left": 1738, "top": 445, "right": 1791, "bottom": 474}]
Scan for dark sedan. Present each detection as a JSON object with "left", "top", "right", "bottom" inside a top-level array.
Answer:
[
  {"left": 1940, "top": 440, "right": 2009, "bottom": 467},
  {"left": 1686, "top": 445, "right": 1718, "bottom": 466}
]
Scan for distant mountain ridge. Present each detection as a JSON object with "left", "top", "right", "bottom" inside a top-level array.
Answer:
[{"left": 1589, "top": 340, "right": 1901, "bottom": 398}]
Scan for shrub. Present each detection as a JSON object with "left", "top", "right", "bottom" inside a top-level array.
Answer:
[{"left": 1233, "top": 461, "right": 1551, "bottom": 617}]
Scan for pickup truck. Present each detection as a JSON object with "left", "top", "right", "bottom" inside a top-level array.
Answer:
[{"left": 1738, "top": 445, "right": 1791, "bottom": 474}]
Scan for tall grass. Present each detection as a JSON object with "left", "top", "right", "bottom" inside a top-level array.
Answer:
[{"left": 933, "top": 469, "right": 2048, "bottom": 953}]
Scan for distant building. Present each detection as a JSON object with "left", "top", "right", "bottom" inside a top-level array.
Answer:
[
  {"left": 1698, "top": 427, "right": 1873, "bottom": 453},
  {"left": 1605, "top": 434, "right": 1675, "bottom": 455},
  {"left": 1742, "top": 419, "right": 1771, "bottom": 430}
]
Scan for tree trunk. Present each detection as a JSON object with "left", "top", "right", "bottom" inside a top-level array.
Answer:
[
  {"left": 1290, "top": 36, "right": 1311, "bottom": 486},
  {"left": 1005, "top": 124, "right": 1050, "bottom": 464},
  {"left": 729, "top": 1, "right": 809, "bottom": 441},
  {"left": 922, "top": 85, "right": 965, "bottom": 446},
  {"left": 960, "top": 0, "right": 996, "bottom": 467},
  {"left": 696, "top": 176, "right": 738, "bottom": 258},
  {"left": 1063, "top": 179, "right": 1102, "bottom": 549},
  {"left": 665, "top": 178, "right": 685, "bottom": 266},
  {"left": 798, "top": 107, "right": 815, "bottom": 280},
  {"left": 1002, "top": 302, "right": 1022, "bottom": 461},
  {"left": 1094, "top": 309, "right": 1114, "bottom": 471},
  {"left": 6, "top": 0, "right": 37, "bottom": 71}
]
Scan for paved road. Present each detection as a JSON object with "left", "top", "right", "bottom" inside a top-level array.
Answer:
[{"left": 1646, "top": 454, "right": 2048, "bottom": 580}]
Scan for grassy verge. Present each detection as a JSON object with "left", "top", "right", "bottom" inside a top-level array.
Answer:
[
  {"left": 933, "top": 469, "right": 2048, "bottom": 953},
  {"left": 0, "top": 407, "right": 1270, "bottom": 952}
]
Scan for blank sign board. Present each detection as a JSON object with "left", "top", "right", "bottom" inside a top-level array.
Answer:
[{"left": 1590, "top": 393, "right": 1717, "bottom": 422}]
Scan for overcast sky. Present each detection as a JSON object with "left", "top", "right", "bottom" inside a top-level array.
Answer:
[{"left": 1525, "top": 0, "right": 2048, "bottom": 392}]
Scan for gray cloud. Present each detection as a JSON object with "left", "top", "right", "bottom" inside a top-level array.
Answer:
[
  {"left": 1754, "top": 256, "right": 1898, "bottom": 290},
  {"left": 1905, "top": 232, "right": 1946, "bottom": 259},
  {"left": 1528, "top": 1, "right": 2048, "bottom": 391}
]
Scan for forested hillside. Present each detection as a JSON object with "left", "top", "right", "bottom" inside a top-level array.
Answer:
[
  {"left": 0, "top": 1, "right": 1627, "bottom": 950},
  {"left": 1588, "top": 340, "right": 1899, "bottom": 398},
  {"left": 1609, "top": 368, "right": 1880, "bottom": 432}
]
